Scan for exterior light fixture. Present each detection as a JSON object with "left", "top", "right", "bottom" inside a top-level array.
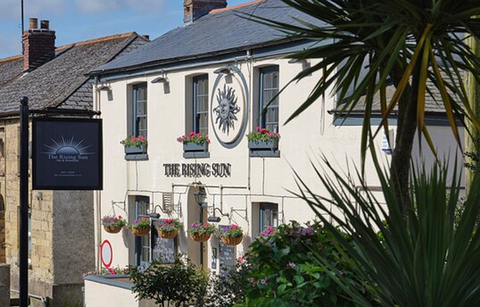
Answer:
[
  {"left": 96, "top": 85, "right": 111, "bottom": 92},
  {"left": 207, "top": 208, "right": 229, "bottom": 223},
  {"left": 214, "top": 67, "right": 232, "bottom": 75},
  {"left": 151, "top": 76, "right": 169, "bottom": 83},
  {"left": 194, "top": 186, "right": 207, "bottom": 207},
  {"left": 148, "top": 213, "right": 160, "bottom": 219}
]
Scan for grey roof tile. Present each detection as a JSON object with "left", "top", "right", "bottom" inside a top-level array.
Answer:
[
  {"left": 0, "top": 33, "right": 148, "bottom": 116},
  {"left": 93, "top": 0, "right": 324, "bottom": 74}
]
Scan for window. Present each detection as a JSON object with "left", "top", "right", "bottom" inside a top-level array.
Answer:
[
  {"left": 133, "top": 196, "right": 150, "bottom": 267},
  {"left": 260, "top": 203, "right": 278, "bottom": 232},
  {"left": 132, "top": 83, "right": 148, "bottom": 138},
  {"left": 193, "top": 75, "right": 209, "bottom": 135},
  {"left": 259, "top": 67, "right": 279, "bottom": 132}
]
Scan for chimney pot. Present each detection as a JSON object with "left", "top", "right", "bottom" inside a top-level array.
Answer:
[
  {"left": 29, "top": 18, "right": 38, "bottom": 30},
  {"left": 40, "top": 20, "right": 50, "bottom": 30}
]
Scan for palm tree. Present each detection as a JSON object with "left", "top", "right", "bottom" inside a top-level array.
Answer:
[{"left": 256, "top": 0, "right": 480, "bottom": 210}]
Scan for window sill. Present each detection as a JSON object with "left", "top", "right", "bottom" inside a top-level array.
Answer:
[
  {"left": 183, "top": 152, "right": 210, "bottom": 159},
  {"left": 125, "top": 154, "right": 149, "bottom": 161},
  {"left": 249, "top": 150, "right": 280, "bottom": 158}
]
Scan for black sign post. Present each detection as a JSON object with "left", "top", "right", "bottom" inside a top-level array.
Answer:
[
  {"left": 19, "top": 97, "right": 29, "bottom": 307},
  {"left": 18, "top": 100, "right": 102, "bottom": 307}
]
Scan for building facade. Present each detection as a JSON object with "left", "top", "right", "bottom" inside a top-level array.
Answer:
[
  {"left": 85, "top": 0, "right": 464, "bottom": 305},
  {"left": 0, "top": 18, "right": 148, "bottom": 306}
]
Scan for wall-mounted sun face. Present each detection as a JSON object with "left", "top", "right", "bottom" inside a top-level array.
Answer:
[
  {"left": 213, "top": 84, "right": 240, "bottom": 135},
  {"left": 43, "top": 136, "right": 93, "bottom": 155}
]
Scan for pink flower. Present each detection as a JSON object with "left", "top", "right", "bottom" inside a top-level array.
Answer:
[{"left": 189, "top": 131, "right": 195, "bottom": 137}]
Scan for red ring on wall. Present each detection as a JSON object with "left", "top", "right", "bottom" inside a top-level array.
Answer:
[{"left": 101, "top": 240, "right": 113, "bottom": 268}]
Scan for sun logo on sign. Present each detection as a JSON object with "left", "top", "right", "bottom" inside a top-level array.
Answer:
[
  {"left": 213, "top": 84, "right": 240, "bottom": 135},
  {"left": 43, "top": 136, "right": 93, "bottom": 155}
]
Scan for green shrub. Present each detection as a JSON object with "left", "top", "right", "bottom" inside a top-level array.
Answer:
[
  {"left": 242, "top": 221, "right": 376, "bottom": 307},
  {"left": 129, "top": 257, "right": 208, "bottom": 307}
]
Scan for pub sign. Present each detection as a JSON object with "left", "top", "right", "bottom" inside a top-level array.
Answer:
[{"left": 32, "top": 118, "right": 103, "bottom": 190}]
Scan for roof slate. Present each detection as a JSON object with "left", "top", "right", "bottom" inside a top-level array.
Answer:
[
  {"left": 0, "top": 33, "right": 147, "bottom": 116},
  {"left": 0, "top": 56, "right": 23, "bottom": 87},
  {"left": 93, "top": 0, "right": 324, "bottom": 74}
]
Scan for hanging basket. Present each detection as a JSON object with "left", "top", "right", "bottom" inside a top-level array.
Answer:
[
  {"left": 104, "top": 226, "right": 122, "bottom": 234},
  {"left": 159, "top": 229, "right": 178, "bottom": 239},
  {"left": 191, "top": 233, "right": 211, "bottom": 242},
  {"left": 221, "top": 236, "right": 243, "bottom": 246},
  {"left": 131, "top": 227, "right": 150, "bottom": 236}
]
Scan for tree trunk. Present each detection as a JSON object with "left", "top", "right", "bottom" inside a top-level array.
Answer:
[
  {"left": 466, "top": 36, "right": 480, "bottom": 191},
  {"left": 389, "top": 64, "right": 420, "bottom": 214}
]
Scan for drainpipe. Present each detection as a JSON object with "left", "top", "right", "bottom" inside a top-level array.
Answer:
[{"left": 94, "top": 81, "right": 103, "bottom": 271}]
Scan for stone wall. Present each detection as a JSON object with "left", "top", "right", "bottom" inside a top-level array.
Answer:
[
  {"left": 0, "top": 264, "right": 9, "bottom": 307},
  {"left": 4, "top": 120, "right": 55, "bottom": 285}
]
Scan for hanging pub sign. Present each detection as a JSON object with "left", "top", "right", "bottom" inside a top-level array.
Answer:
[{"left": 32, "top": 118, "right": 103, "bottom": 190}]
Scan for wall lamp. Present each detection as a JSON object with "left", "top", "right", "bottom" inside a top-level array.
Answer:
[
  {"left": 96, "top": 85, "right": 111, "bottom": 92},
  {"left": 214, "top": 67, "right": 232, "bottom": 75},
  {"left": 207, "top": 207, "right": 229, "bottom": 223},
  {"left": 151, "top": 76, "right": 169, "bottom": 83}
]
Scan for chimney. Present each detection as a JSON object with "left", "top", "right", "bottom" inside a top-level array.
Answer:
[
  {"left": 22, "top": 18, "right": 56, "bottom": 72},
  {"left": 184, "top": 0, "right": 227, "bottom": 24}
]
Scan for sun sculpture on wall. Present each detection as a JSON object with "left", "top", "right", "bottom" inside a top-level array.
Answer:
[{"left": 213, "top": 84, "right": 240, "bottom": 135}]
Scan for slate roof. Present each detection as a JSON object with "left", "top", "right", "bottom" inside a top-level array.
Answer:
[
  {"left": 0, "top": 56, "right": 23, "bottom": 87},
  {"left": 0, "top": 32, "right": 148, "bottom": 117},
  {"left": 332, "top": 77, "right": 456, "bottom": 116},
  {"left": 92, "top": 0, "right": 324, "bottom": 75}
]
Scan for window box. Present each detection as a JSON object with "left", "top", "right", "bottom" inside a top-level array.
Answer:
[
  {"left": 248, "top": 140, "right": 280, "bottom": 157},
  {"left": 248, "top": 140, "right": 278, "bottom": 151},
  {"left": 124, "top": 145, "right": 147, "bottom": 155},
  {"left": 183, "top": 142, "right": 208, "bottom": 153}
]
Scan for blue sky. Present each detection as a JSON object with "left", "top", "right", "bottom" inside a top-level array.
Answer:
[{"left": 0, "top": 0, "right": 247, "bottom": 58}]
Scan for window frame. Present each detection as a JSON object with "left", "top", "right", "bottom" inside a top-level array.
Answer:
[
  {"left": 132, "top": 83, "right": 148, "bottom": 138},
  {"left": 259, "top": 66, "right": 279, "bottom": 132},
  {"left": 193, "top": 75, "right": 209, "bottom": 135},
  {"left": 133, "top": 196, "right": 151, "bottom": 267},
  {"left": 259, "top": 202, "right": 279, "bottom": 232}
]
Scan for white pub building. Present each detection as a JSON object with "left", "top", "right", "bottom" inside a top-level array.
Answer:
[{"left": 84, "top": 0, "right": 463, "bottom": 305}]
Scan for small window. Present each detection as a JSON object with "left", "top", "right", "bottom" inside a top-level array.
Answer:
[
  {"left": 133, "top": 196, "right": 150, "bottom": 267},
  {"left": 131, "top": 83, "right": 148, "bottom": 138},
  {"left": 193, "top": 75, "right": 209, "bottom": 135},
  {"left": 259, "top": 203, "right": 278, "bottom": 232},
  {"left": 259, "top": 67, "right": 279, "bottom": 132}
]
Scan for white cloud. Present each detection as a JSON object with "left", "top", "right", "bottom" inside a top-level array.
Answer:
[{"left": 75, "top": 0, "right": 120, "bottom": 14}]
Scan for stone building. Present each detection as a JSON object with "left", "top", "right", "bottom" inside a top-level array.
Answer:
[
  {"left": 0, "top": 18, "right": 148, "bottom": 306},
  {"left": 84, "top": 0, "right": 464, "bottom": 305}
]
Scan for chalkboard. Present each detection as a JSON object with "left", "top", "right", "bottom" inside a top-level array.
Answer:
[
  {"left": 218, "top": 225, "right": 235, "bottom": 276},
  {"left": 151, "top": 221, "right": 176, "bottom": 264}
]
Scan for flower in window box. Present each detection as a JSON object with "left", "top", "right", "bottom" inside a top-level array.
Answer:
[
  {"left": 177, "top": 132, "right": 210, "bottom": 152},
  {"left": 101, "top": 215, "right": 126, "bottom": 234},
  {"left": 121, "top": 135, "right": 148, "bottom": 154},
  {"left": 187, "top": 221, "right": 216, "bottom": 242},
  {"left": 129, "top": 217, "right": 150, "bottom": 236},
  {"left": 219, "top": 224, "right": 243, "bottom": 246},
  {"left": 246, "top": 127, "right": 280, "bottom": 151},
  {"left": 156, "top": 218, "right": 181, "bottom": 239}
]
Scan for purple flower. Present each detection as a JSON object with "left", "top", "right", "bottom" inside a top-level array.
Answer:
[
  {"left": 259, "top": 279, "right": 268, "bottom": 286},
  {"left": 287, "top": 262, "right": 296, "bottom": 269},
  {"left": 247, "top": 277, "right": 255, "bottom": 285},
  {"left": 301, "top": 227, "right": 314, "bottom": 236},
  {"left": 133, "top": 219, "right": 138, "bottom": 224}
]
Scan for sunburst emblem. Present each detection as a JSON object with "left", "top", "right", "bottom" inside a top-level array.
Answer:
[
  {"left": 213, "top": 84, "right": 240, "bottom": 135},
  {"left": 43, "top": 136, "right": 93, "bottom": 155}
]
